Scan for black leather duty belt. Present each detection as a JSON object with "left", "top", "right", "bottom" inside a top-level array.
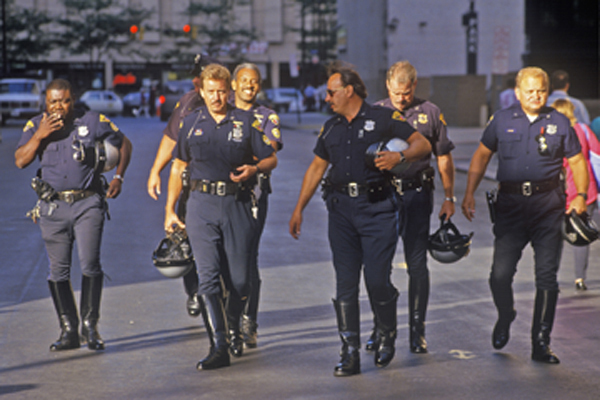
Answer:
[
  {"left": 333, "top": 182, "right": 390, "bottom": 198},
  {"left": 499, "top": 179, "right": 559, "bottom": 196},
  {"left": 190, "top": 180, "right": 249, "bottom": 196},
  {"left": 57, "top": 190, "right": 96, "bottom": 204}
]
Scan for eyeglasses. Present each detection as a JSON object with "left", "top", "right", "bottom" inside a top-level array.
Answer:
[
  {"left": 72, "top": 137, "right": 85, "bottom": 162},
  {"left": 326, "top": 87, "right": 345, "bottom": 97}
]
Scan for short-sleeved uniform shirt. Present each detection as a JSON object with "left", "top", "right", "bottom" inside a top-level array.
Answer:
[
  {"left": 250, "top": 104, "right": 283, "bottom": 151},
  {"left": 315, "top": 102, "right": 415, "bottom": 185},
  {"left": 174, "top": 105, "right": 274, "bottom": 183},
  {"left": 17, "top": 109, "right": 124, "bottom": 192},
  {"left": 163, "top": 90, "right": 205, "bottom": 141},
  {"left": 481, "top": 103, "right": 581, "bottom": 182},
  {"left": 375, "top": 97, "right": 454, "bottom": 178}
]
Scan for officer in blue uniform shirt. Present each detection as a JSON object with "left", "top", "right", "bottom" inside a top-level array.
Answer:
[
  {"left": 231, "top": 62, "right": 283, "bottom": 350},
  {"left": 373, "top": 60, "right": 456, "bottom": 354},
  {"left": 15, "top": 78, "right": 132, "bottom": 352},
  {"left": 289, "top": 64, "right": 431, "bottom": 376},
  {"left": 462, "top": 67, "right": 588, "bottom": 364},
  {"left": 164, "top": 64, "right": 277, "bottom": 371}
]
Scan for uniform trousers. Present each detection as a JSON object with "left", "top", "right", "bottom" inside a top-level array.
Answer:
[
  {"left": 400, "top": 187, "right": 434, "bottom": 280},
  {"left": 186, "top": 191, "right": 257, "bottom": 298},
  {"left": 491, "top": 188, "right": 565, "bottom": 291},
  {"left": 38, "top": 194, "right": 105, "bottom": 282},
  {"left": 325, "top": 191, "right": 400, "bottom": 304}
]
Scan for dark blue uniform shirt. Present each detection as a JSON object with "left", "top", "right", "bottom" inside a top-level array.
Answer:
[
  {"left": 481, "top": 103, "right": 581, "bottom": 182},
  {"left": 315, "top": 102, "right": 415, "bottom": 185},
  {"left": 375, "top": 97, "right": 454, "bottom": 179},
  {"left": 163, "top": 90, "right": 205, "bottom": 141},
  {"left": 174, "top": 105, "right": 274, "bottom": 183},
  {"left": 17, "top": 110, "right": 124, "bottom": 192}
]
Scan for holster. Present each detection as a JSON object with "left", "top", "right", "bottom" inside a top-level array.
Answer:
[{"left": 486, "top": 188, "right": 497, "bottom": 224}]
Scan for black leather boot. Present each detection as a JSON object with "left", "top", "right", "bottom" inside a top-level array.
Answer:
[
  {"left": 364, "top": 317, "right": 379, "bottom": 352},
  {"left": 490, "top": 278, "right": 516, "bottom": 350},
  {"left": 183, "top": 267, "right": 202, "bottom": 317},
  {"left": 242, "top": 279, "right": 260, "bottom": 348},
  {"left": 372, "top": 290, "right": 398, "bottom": 368},
  {"left": 226, "top": 293, "right": 246, "bottom": 357},
  {"left": 409, "top": 276, "right": 429, "bottom": 353},
  {"left": 48, "top": 280, "right": 80, "bottom": 351},
  {"left": 197, "top": 293, "right": 230, "bottom": 370},
  {"left": 333, "top": 299, "right": 361, "bottom": 377},
  {"left": 531, "top": 289, "right": 560, "bottom": 364},
  {"left": 80, "top": 274, "right": 105, "bottom": 350}
]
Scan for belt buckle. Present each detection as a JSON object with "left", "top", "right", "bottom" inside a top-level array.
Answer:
[
  {"left": 393, "top": 179, "right": 403, "bottom": 195},
  {"left": 522, "top": 182, "right": 532, "bottom": 196},
  {"left": 348, "top": 182, "right": 359, "bottom": 197},
  {"left": 216, "top": 181, "right": 226, "bottom": 196},
  {"left": 63, "top": 192, "right": 74, "bottom": 203}
]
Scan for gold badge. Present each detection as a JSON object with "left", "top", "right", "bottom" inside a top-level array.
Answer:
[
  {"left": 418, "top": 113, "right": 428, "bottom": 124},
  {"left": 252, "top": 119, "right": 263, "bottom": 132},
  {"left": 392, "top": 111, "right": 405, "bottom": 121}
]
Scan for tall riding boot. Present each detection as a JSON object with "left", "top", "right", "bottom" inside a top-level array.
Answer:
[
  {"left": 48, "top": 280, "right": 80, "bottom": 351},
  {"left": 183, "top": 267, "right": 203, "bottom": 317},
  {"left": 242, "top": 279, "right": 260, "bottom": 348},
  {"left": 409, "top": 276, "right": 429, "bottom": 353},
  {"left": 80, "top": 274, "right": 105, "bottom": 350},
  {"left": 490, "top": 278, "right": 517, "bottom": 350},
  {"left": 531, "top": 289, "right": 560, "bottom": 364},
  {"left": 333, "top": 299, "right": 361, "bottom": 377},
  {"left": 197, "top": 293, "right": 230, "bottom": 370},
  {"left": 364, "top": 290, "right": 379, "bottom": 352},
  {"left": 372, "top": 290, "right": 398, "bottom": 368},
  {"left": 226, "top": 293, "right": 246, "bottom": 357}
]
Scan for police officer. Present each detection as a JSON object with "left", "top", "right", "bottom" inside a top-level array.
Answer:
[
  {"left": 289, "top": 64, "right": 431, "bottom": 376},
  {"left": 15, "top": 78, "right": 132, "bottom": 352},
  {"left": 231, "top": 63, "right": 283, "bottom": 349},
  {"left": 164, "top": 64, "right": 277, "bottom": 370},
  {"left": 461, "top": 67, "right": 589, "bottom": 364},
  {"left": 148, "top": 54, "right": 217, "bottom": 318},
  {"left": 373, "top": 60, "right": 456, "bottom": 354}
]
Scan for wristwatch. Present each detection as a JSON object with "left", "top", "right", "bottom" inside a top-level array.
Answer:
[
  {"left": 444, "top": 196, "right": 457, "bottom": 203},
  {"left": 113, "top": 174, "right": 124, "bottom": 183},
  {"left": 577, "top": 192, "right": 588, "bottom": 201},
  {"left": 399, "top": 151, "right": 406, "bottom": 164}
]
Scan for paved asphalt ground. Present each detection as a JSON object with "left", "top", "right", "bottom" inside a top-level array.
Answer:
[{"left": 1, "top": 112, "right": 599, "bottom": 400}]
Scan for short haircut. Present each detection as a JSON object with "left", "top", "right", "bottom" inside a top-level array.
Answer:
[
  {"left": 233, "top": 63, "right": 262, "bottom": 84},
  {"left": 550, "top": 70, "right": 569, "bottom": 91},
  {"left": 551, "top": 98, "right": 576, "bottom": 126},
  {"left": 46, "top": 79, "right": 72, "bottom": 94},
  {"left": 199, "top": 64, "right": 231, "bottom": 89},
  {"left": 327, "top": 61, "right": 367, "bottom": 99},
  {"left": 516, "top": 67, "right": 549, "bottom": 91},
  {"left": 387, "top": 61, "right": 417, "bottom": 85}
]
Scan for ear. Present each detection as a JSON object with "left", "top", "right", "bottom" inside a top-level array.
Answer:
[{"left": 231, "top": 80, "right": 238, "bottom": 91}]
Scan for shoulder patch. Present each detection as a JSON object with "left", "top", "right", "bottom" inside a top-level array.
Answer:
[
  {"left": 439, "top": 113, "right": 447, "bottom": 126},
  {"left": 262, "top": 134, "right": 271, "bottom": 146},
  {"left": 174, "top": 101, "right": 181, "bottom": 109},
  {"left": 486, "top": 114, "right": 494, "bottom": 127},
  {"left": 110, "top": 121, "right": 119, "bottom": 132},
  {"left": 268, "top": 113, "right": 280, "bottom": 126},
  {"left": 271, "top": 128, "right": 281, "bottom": 139},
  {"left": 392, "top": 110, "right": 405, "bottom": 121},
  {"left": 24, "top": 120, "right": 34, "bottom": 132},
  {"left": 318, "top": 125, "right": 324, "bottom": 138},
  {"left": 99, "top": 114, "right": 111, "bottom": 123},
  {"left": 252, "top": 119, "right": 263, "bottom": 132}
]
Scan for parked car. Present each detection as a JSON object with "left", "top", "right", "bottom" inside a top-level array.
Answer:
[
  {"left": 79, "top": 90, "right": 124, "bottom": 116},
  {"left": 159, "top": 80, "right": 195, "bottom": 121},
  {"left": 0, "top": 78, "right": 45, "bottom": 125},
  {"left": 263, "top": 87, "right": 304, "bottom": 113}
]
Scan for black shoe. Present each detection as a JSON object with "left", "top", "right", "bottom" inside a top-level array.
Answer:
[
  {"left": 187, "top": 294, "right": 202, "bottom": 317},
  {"left": 50, "top": 315, "right": 81, "bottom": 351},
  {"left": 531, "top": 344, "right": 560, "bottom": 364},
  {"left": 492, "top": 310, "right": 516, "bottom": 350},
  {"left": 197, "top": 345, "right": 231, "bottom": 370},
  {"left": 365, "top": 327, "right": 379, "bottom": 352},
  {"left": 410, "top": 325, "right": 428, "bottom": 354},
  {"left": 575, "top": 280, "right": 587, "bottom": 291},
  {"left": 241, "top": 315, "right": 258, "bottom": 348},
  {"left": 334, "top": 345, "right": 361, "bottom": 377},
  {"left": 375, "top": 331, "right": 396, "bottom": 368},
  {"left": 49, "top": 281, "right": 80, "bottom": 351}
]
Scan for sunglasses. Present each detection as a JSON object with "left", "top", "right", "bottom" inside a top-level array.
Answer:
[
  {"left": 72, "top": 137, "right": 85, "bottom": 162},
  {"left": 326, "top": 87, "right": 345, "bottom": 97}
]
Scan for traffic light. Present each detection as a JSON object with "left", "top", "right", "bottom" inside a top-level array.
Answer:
[
  {"left": 183, "top": 24, "right": 191, "bottom": 38},
  {"left": 130, "top": 25, "right": 139, "bottom": 40}
]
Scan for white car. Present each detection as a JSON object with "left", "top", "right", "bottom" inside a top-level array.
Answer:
[
  {"left": 80, "top": 90, "right": 124, "bottom": 116},
  {"left": 0, "top": 78, "right": 45, "bottom": 124}
]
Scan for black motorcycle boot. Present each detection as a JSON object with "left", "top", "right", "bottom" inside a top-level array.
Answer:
[
  {"left": 372, "top": 290, "right": 398, "bottom": 368},
  {"left": 197, "top": 293, "right": 230, "bottom": 370},
  {"left": 333, "top": 299, "right": 361, "bottom": 377},
  {"left": 364, "top": 290, "right": 379, "bottom": 351},
  {"left": 409, "top": 276, "right": 429, "bottom": 354},
  {"left": 48, "top": 280, "right": 80, "bottom": 351},
  {"left": 226, "top": 293, "right": 246, "bottom": 357},
  {"left": 242, "top": 279, "right": 260, "bottom": 348},
  {"left": 183, "top": 267, "right": 202, "bottom": 317},
  {"left": 80, "top": 274, "right": 105, "bottom": 350},
  {"left": 490, "top": 278, "right": 517, "bottom": 350},
  {"left": 531, "top": 289, "right": 560, "bottom": 364}
]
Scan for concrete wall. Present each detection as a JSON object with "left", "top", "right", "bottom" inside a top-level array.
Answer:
[{"left": 429, "top": 75, "right": 487, "bottom": 127}]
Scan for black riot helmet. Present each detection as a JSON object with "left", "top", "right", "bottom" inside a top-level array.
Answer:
[
  {"left": 428, "top": 215, "right": 474, "bottom": 263},
  {"left": 152, "top": 228, "right": 194, "bottom": 278},
  {"left": 562, "top": 211, "right": 599, "bottom": 246},
  {"left": 365, "top": 137, "right": 411, "bottom": 175}
]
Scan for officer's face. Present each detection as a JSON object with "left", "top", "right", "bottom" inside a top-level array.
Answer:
[
  {"left": 387, "top": 77, "right": 415, "bottom": 111},
  {"left": 325, "top": 74, "right": 348, "bottom": 114},
  {"left": 233, "top": 68, "right": 260, "bottom": 106},
  {"left": 200, "top": 78, "right": 230, "bottom": 115},
  {"left": 45, "top": 88, "right": 74, "bottom": 121},
  {"left": 516, "top": 75, "right": 548, "bottom": 116}
]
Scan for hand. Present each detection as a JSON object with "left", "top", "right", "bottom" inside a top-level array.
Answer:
[
  {"left": 439, "top": 201, "right": 455, "bottom": 221},
  {"left": 147, "top": 172, "right": 161, "bottom": 200},
  {"left": 230, "top": 165, "right": 257, "bottom": 183},
  {"left": 38, "top": 112, "right": 64, "bottom": 139},
  {"left": 461, "top": 194, "right": 476, "bottom": 222},
  {"left": 164, "top": 211, "right": 185, "bottom": 234},
  {"left": 106, "top": 179, "right": 122, "bottom": 199},
  {"left": 289, "top": 210, "right": 303, "bottom": 239},
  {"left": 566, "top": 195, "right": 588, "bottom": 215},
  {"left": 374, "top": 151, "right": 401, "bottom": 171}
]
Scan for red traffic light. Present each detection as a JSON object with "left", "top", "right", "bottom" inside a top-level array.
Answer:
[
  {"left": 183, "top": 24, "right": 191, "bottom": 34},
  {"left": 130, "top": 25, "right": 139, "bottom": 35}
]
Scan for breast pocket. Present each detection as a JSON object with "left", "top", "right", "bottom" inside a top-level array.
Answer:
[
  {"left": 228, "top": 137, "right": 248, "bottom": 163},
  {"left": 498, "top": 134, "right": 522, "bottom": 160},
  {"left": 40, "top": 142, "right": 61, "bottom": 167},
  {"left": 324, "top": 133, "right": 343, "bottom": 162},
  {"left": 189, "top": 135, "right": 210, "bottom": 161}
]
